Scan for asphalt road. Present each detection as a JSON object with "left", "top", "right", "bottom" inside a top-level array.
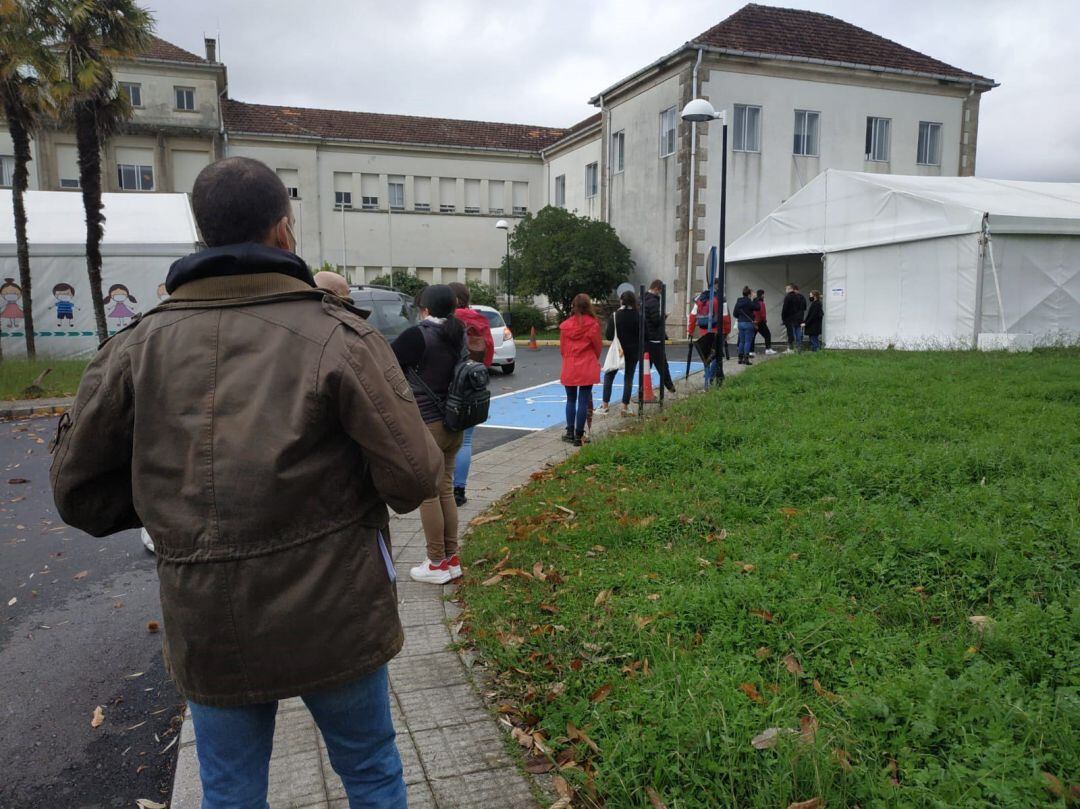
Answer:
[{"left": 0, "top": 346, "right": 564, "bottom": 807}]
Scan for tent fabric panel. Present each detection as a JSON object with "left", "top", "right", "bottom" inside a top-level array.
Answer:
[
  {"left": 0, "top": 253, "right": 178, "bottom": 359},
  {"left": 982, "top": 234, "right": 1080, "bottom": 345},
  {"left": 823, "top": 234, "right": 978, "bottom": 349}
]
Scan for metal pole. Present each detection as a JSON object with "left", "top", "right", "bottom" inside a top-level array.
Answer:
[
  {"left": 717, "top": 119, "right": 728, "bottom": 384},
  {"left": 504, "top": 231, "right": 511, "bottom": 329},
  {"left": 638, "top": 283, "right": 645, "bottom": 417},
  {"left": 658, "top": 282, "right": 667, "bottom": 406}
]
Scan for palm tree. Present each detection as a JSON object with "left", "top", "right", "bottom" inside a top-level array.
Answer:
[
  {"left": 0, "top": 0, "right": 55, "bottom": 360},
  {"left": 45, "top": 0, "right": 153, "bottom": 342}
]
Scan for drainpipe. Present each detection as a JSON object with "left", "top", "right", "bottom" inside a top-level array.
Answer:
[
  {"left": 600, "top": 94, "right": 611, "bottom": 224},
  {"left": 684, "top": 48, "right": 703, "bottom": 322}
]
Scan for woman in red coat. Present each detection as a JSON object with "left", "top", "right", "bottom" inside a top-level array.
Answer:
[{"left": 559, "top": 293, "right": 602, "bottom": 446}]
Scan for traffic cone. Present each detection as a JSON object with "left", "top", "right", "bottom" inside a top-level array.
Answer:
[
  {"left": 528, "top": 326, "right": 539, "bottom": 350},
  {"left": 642, "top": 352, "right": 656, "bottom": 402}
]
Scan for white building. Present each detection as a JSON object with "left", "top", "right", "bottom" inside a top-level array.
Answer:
[{"left": 2, "top": 5, "right": 995, "bottom": 317}]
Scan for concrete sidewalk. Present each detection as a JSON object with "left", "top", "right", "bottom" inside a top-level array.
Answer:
[{"left": 170, "top": 356, "right": 772, "bottom": 809}]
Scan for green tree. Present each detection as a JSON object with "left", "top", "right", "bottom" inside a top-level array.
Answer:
[
  {"left": 502, "top": 206, "right": 633, "bottom": 319},
  {"left": 370, "top": 269, "right": 427, "bottom": 299},
  {"left": 46, "top": 0, "right": 154, "bottom": 342},
  {"left": 0, "top": 0, "right": 56, "bottom": 359},
  {"left": 465, "top": 279, "right": 496, "bottom": 307}
]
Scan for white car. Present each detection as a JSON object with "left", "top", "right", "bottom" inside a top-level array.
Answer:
[{"left": 470, "top": 305, "right": 516, "bottom": 375}]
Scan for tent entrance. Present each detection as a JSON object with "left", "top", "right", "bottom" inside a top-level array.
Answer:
[{"left": 723, "top": 254, "right": 823, "bottom": 341}]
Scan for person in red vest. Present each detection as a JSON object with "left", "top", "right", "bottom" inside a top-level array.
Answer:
[
  {"left": 751, "top": 289, "right": 776, "bottom": 356},
  {"left": 559, "top": 293, "right": 602, "bottom": 447},
  {"left": 687, "top": 279, "right": 729, "bottom": 387},
  {"left": 448, "top": 282, "right": 494, "bottom": 507}
]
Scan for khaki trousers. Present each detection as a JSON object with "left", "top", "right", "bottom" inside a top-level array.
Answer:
[{"left": 419, "top": 422, "right": 464, "bottom": 561}]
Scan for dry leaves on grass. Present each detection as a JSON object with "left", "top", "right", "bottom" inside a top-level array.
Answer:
[
  {"left": 589, "top": 683, "right": 612, "bottom": 703},
  {"left": 594, "top": 589, "right": 611, "bottom": 606},
  {"left": 566, "top": 721, "right": 600, "bottom": 754},
  {"left": 91, "top": 705, "right": 105, "bottom": 728},
  {"left": 470, "top": 513, "right": 504, "bottom": 527},
  {"left": 812, "top": 679, "right": 840, "bottom": 702},
  {"left": 750, "top": 727, "right": 796, "bottom": 749},
  {"left": 787, "top": 799, "right": 823, "bottom": 809},
  {"left": 779, "top": 507, "right": 799, "bottom": 518},
  {"left": 799, "top": 713, "right": 819, "bottom": 744},
  {"left": 645, "top": 787, "right": 668, "bottom": 809},
  {"left": 632, "top": 615, "right": 655, "bottom": 630},
  {"left": 783, "top": 654, "right": 804, "bottom": 675},
  {"left": 739, "top": 683, "right": 765, "bottom": 704},
  {"left": 749, "top": 609, "right": 774, "bottom": 623},
  {"left": 755, "top": 646, "right": 772, "bottom": 660},
  {"left": 833, "top": 748, "right": 853, "bottom": 773}
]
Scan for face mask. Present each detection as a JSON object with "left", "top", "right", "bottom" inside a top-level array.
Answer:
[
  {"left": 3, "top": 293, "right": 18, "bottom": 302},
  {"left": 114, "top": 294, "right": 127, "bottom": 302}
]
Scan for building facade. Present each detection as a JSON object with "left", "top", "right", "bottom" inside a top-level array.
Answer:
[{"left": 1, "top": 5, "right": 995, "bottom": 317}]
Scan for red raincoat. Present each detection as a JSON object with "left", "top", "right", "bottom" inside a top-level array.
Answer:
[
  {"left": 559, "top": 314, "right": 602, "bottom": 386},
  {"left": 455, "top": 307, "right": 495, "bottom": 367}
]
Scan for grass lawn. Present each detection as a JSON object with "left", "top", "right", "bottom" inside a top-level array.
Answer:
[
  {"left": 457, "top": 349, "right": 1079, "bottom": 808},
  {"left": 0, "top": 358, "right": 89, "bottom": 400}
]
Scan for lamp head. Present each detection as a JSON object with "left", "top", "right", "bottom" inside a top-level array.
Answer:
[
  {"left": 495, "top": 219, "right": 510, "bottom": 230},
  {"left": 681, "top": 98, "right": 722, "bottom": 123}
]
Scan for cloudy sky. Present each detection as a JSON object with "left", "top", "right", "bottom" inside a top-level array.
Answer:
[{"left": 148, "top": 0, "right": 1078, "bottom": 181}]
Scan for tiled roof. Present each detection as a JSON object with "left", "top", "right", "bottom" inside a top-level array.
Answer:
[
  {"left": 543, "top": 112, "right": 602, "bottom": 152},
  {"left": 139, "top": 34, "right": 208, "bottom": 65},
  {"left": 691, "top": 4, "right": 992, "bottom": 83},
  {"left": 222, "top": 99, "right": 569, "bottom": 153}
]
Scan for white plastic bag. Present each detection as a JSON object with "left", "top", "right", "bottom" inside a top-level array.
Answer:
[{"left": 603, "top": 332, "right": 624, "bottom": 373}]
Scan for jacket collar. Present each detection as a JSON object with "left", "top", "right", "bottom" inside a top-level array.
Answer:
[
  {"left": 169, "top": 273, "right": 314, "bottom": 301},
  {"left": 165, "top": 243, "right": 315, "bottom": 294}
]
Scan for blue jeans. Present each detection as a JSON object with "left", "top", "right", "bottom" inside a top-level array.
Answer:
[
  {"left": 453, "top": 426, "right": 474, "bottom": 489},
  {"left": 809, "top": 334, "right": 821, "bottom": 351},
  {"left": 791, "top": 324, "right": 804, "bottom": 350},
  {"left": 188, "top": 666, "right": 405, "bottom": 809},
  {"left": 737, "top": 321, "right": 755, "bottom": 356},
  {"left": 565, "top": 385, "right": 592, "bottom": 435}
]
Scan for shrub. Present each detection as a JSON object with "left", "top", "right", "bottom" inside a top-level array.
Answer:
[
  {"left": 503, "top": 302, "right": 547, "bottom": 335},
  {"left": 369, "top": 270, "right": 428, "bottom": 299},
  {"left": 466, "top": 279, "right": 498, "bottom": 307}
]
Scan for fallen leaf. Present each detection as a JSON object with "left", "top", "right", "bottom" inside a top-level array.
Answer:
[
  {"left": 511, "top": 726, "right": 534, "bottom": 749},
  {"left": 633, "top": 615, "right": 655, "bottom": 630},
  {"left": 787, "top": 799, "right": 823, "bottom": 809},
  {"left": 1041, "top": 772, "right": 1064, "bottom": 799},
  {"left": 779, "top": 507, "right": 799, "bottom": 518},
  {"left": 783, "top": 654, "right": 804, "bottom": 675},
  {"left": 741, "top": 563, "right": 756, "bottom": 573},
  {"left": 532, "top": 561, "right": 546, "bottom": 580},
  {"left": 7, "top": 478, "right": 28, "bottom": 484},
  {"left": 136, "top": 800, "right": 167, "bottom": 809},
  {"left": 813, "top": 679, "right": 840, "bottom": 702},
  {"left": 591, "top": 545, "right": 606, "bottom": 553},
  {"left": 548, "top": 799, "right": 572, "bottom": 809},
  {"left": 739, "top": 682, "right": 765, "bottom": 704},
  {"left": 645, "top": 786, "right": 668, "bottom": 809},
  {"left": 968, "top": 615, "right": 994, "bottom": 632},
  {"left": 646, "top": 593, "right": 661, "bottom": 601},
  {"left": 754, "top": 646, "right": 772, "bottom": 660},
  {"left": 569, "top": 658, "right": 583, "bottom": 671},
  {"left": 6, "top": 597, "right": 15, "bottom": 607},
  {"left": 833, "top": 748, "right": 853, "bottom": 773},
  {"left": 566, "top": 721, "right": 600, "bottom": 754},
  {"left": 589, "top": 683, "right": 612, "bottom": 703},
  {"left": 750, "top": 727, "right": 793, "bottom": 749},
  {"left": 887, "top": 756, "right": 900, "bottom": 785},
  {"left": 73, "top": 570, "right": 89, "bottom": 580},
  {"left": 799, "top": 713, "right": 819, "bottom": 744},
  {"left": 147, "top": 621, "right": 160, "bottom": 634},
  {"left": 91, "top": 705, "right": 105, "bottom": 728},
  {"left": 788, "top": 552, "right": 800, "bottom": 561},
  {"left": 594, "top": 589, "right": 610, "bottom": 606},
  {"left": 750, "top": 609, "right": 774, "bottom": 623},
  {"left": 470, "top": 513, "right": 504, "bottom": 526},
  {"left": 552, "top": 775, "right": 573, "bottom": 799},
  {"left": 481, "top": 574, "right": 504, "bottom": 586}
]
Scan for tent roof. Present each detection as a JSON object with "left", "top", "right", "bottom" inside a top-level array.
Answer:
[
  {"left": 727, "top": 171, "right": 1080, "bottom": 263},
  {"left": 0, "top": 191, "right": 199, "bottom": 253}
]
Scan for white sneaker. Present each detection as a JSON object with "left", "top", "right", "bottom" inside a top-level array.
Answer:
[
  {"left": 409, "top": 558, "right": 451, "bottom": 585},
  {"left": 140, "top": 528, "right": 155, "bottom": 554},
  {"left": 448, "top": 554, "right": 463, "bottom": 580},
  {"left": 765, "top": 349, "right": 776, "bottom": 355}
]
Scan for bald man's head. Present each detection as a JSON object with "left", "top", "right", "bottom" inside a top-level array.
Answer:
[{"left": 314, "top": 271, "right": 350, "bottom": 298}]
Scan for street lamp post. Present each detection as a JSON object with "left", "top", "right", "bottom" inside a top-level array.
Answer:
[
  {"left": 495, "top": 219, "right": 511, "bottom": 328},
  {"left": 681, "top": 98, "right": 728, "bottom": 385}
]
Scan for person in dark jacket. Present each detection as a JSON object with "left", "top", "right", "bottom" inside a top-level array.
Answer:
[
  {"left": 803, "top": 289, "right": 824, "bottom": 351},
  {"left": 51, "top": 157, "right": 442, "bottom": 809},
  {"left": 752, "top": 289, "right": 776, "bottom": 355},
  {"left": 641, "top": 279, "right": 676, "bottom": 394},
  {"left": 447, "top": 282, "right": 494, "bottom": 507},
  {"left": 781, "top": 283, "right": 799, "bottom": 349},
  {"left": 391, "top": 284, "right": 468, "bottom": 586},
  {"left": 602, "top": 290, "right": 641, "bottom": 415},
  {"left": 733, "top": 285, "right": 760, "bottom": 365}
]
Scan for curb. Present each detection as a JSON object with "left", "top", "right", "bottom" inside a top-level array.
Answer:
[{"left": 0, "top": 399, "right": 73, "bottom": 421}]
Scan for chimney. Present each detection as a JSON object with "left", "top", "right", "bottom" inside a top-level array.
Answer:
[{"left": 204, "top": 37, "right": 217, "bottom": 63}]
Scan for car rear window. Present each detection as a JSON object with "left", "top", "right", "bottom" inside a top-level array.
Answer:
[
  {"left": 475, "top": 309, "right": 504, "bottom": 327},
  {"left": 351, "top": 293, "right": 417, "bottom": 338}
]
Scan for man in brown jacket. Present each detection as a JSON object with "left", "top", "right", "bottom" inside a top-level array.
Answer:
[{"left": 50, "top": 157, "right": 442, "bottom": 809}]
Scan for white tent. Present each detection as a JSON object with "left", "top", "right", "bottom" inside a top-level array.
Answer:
[
  {"left": 725, "top": 170, "right": 1080, "bottom": 349},
  {"left": 0, "top": 191, "right": 199, "bottom": 358}
]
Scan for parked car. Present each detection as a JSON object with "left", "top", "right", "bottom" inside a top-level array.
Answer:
[
  {"left": 348, "top": 285, "right": 420, "bottom": 340},
  {"left": 471, "top": 304, "right": 516, "bottom": 374}
]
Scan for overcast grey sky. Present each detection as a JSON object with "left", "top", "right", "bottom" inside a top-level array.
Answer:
[{"left": 148, "top": 0, "right": 1079, "bottom": 182}]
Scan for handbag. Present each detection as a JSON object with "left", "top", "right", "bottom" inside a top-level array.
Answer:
[{"left": 603, "top": 332, "right": 624, "bottom": 373}]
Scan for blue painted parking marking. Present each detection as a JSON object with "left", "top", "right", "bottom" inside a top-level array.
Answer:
[{"left": 482, "top": 362, "right": 704, "bottom": 432}]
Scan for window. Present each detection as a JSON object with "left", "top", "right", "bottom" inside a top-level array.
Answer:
[
  {"left": 335, "top": 191, "right": 352, "bottom": 208},
  {"left": 733, "top": 104, "right": 762, "bottom": 152},
  {"left": 361, "top": 196, "right": 379, "bottom": 210},
  {"left": 489, "top": 180, "right": 505, "bottom": 215},
  {"left": 440, "top": 203, "right": 457, "bottom": 213},
  {"left": 334, "top": 172, "right": 352, "bottom": 209},
  {"left": 388, "top": 176, "right": 405, "bottom": 210},
  {"left": 360, "top": 173, "right": 379, "bottom": 209},
  {"left": 611, "top": 130, "right": 625, "bottom": 173},
  {"left": 464, "top": 178, "right": 481, "bottom": 213},
  {"left": 917, "top": 121, "right": 942, "bottom": 166},
  {"left": 117, "top": 163, "right": 154, "bottom": 191},
  {"left": 414, "top": 176, "right": 431, "bottom": 211},
  {"left": 285, "top": 186, "right": 300, "bottom": 199},
  {"left": 865, "top": 117, "right": 891, "bottom": 162},
  {"left": 276, "top": 168, "right": 300, "bottom": 200},
  {"left": 554, "top": 174, "right": 566, "bottom": 207},
  {"left": 439, "top": 177, "right": 456, "bottom": 213},
  {"left": 511, "top": 181, "right": 528, "bottom": 216},
  {"left": 793, "top": 110, "right": 820, "bottom": 156},
  {"left": 174, "top": 86, "right": 195, "bottom": 111},
  {"left": 659, "top": 106, "right": 676, "bottom": 157},
  {"left": 57, "top": 144, "right": 80, "bottom": 189},
  {"left": 585, "top": 162, "right": 598, "bottom": 198},
  {"left": 0, "top": 155, "right": 14, "bottom": 187},
  {"left": 119, "top": 82, "right": 142, "bottom": 107}
]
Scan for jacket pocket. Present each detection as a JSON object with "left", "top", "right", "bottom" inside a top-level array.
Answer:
[{"left": 376, "top": 530, "right": 396, "bottom": 583}]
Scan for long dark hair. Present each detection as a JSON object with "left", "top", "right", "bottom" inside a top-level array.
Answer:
[
  {"left": 419, "top": 284, "right": 464, "bottom": 348},
  {"left": 619, "top": 290, "right": 637, "bottom": 309}
]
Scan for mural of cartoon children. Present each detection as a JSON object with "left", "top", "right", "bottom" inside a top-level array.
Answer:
[
  {"left": 1, "top": 278, "right": 24, "bottom": 329},
  {"left": 52, "top": 282, "right": 80, "bottom": 328},
  {"left": 104, "top": 283, "right": 139, "bottom": 329}
]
